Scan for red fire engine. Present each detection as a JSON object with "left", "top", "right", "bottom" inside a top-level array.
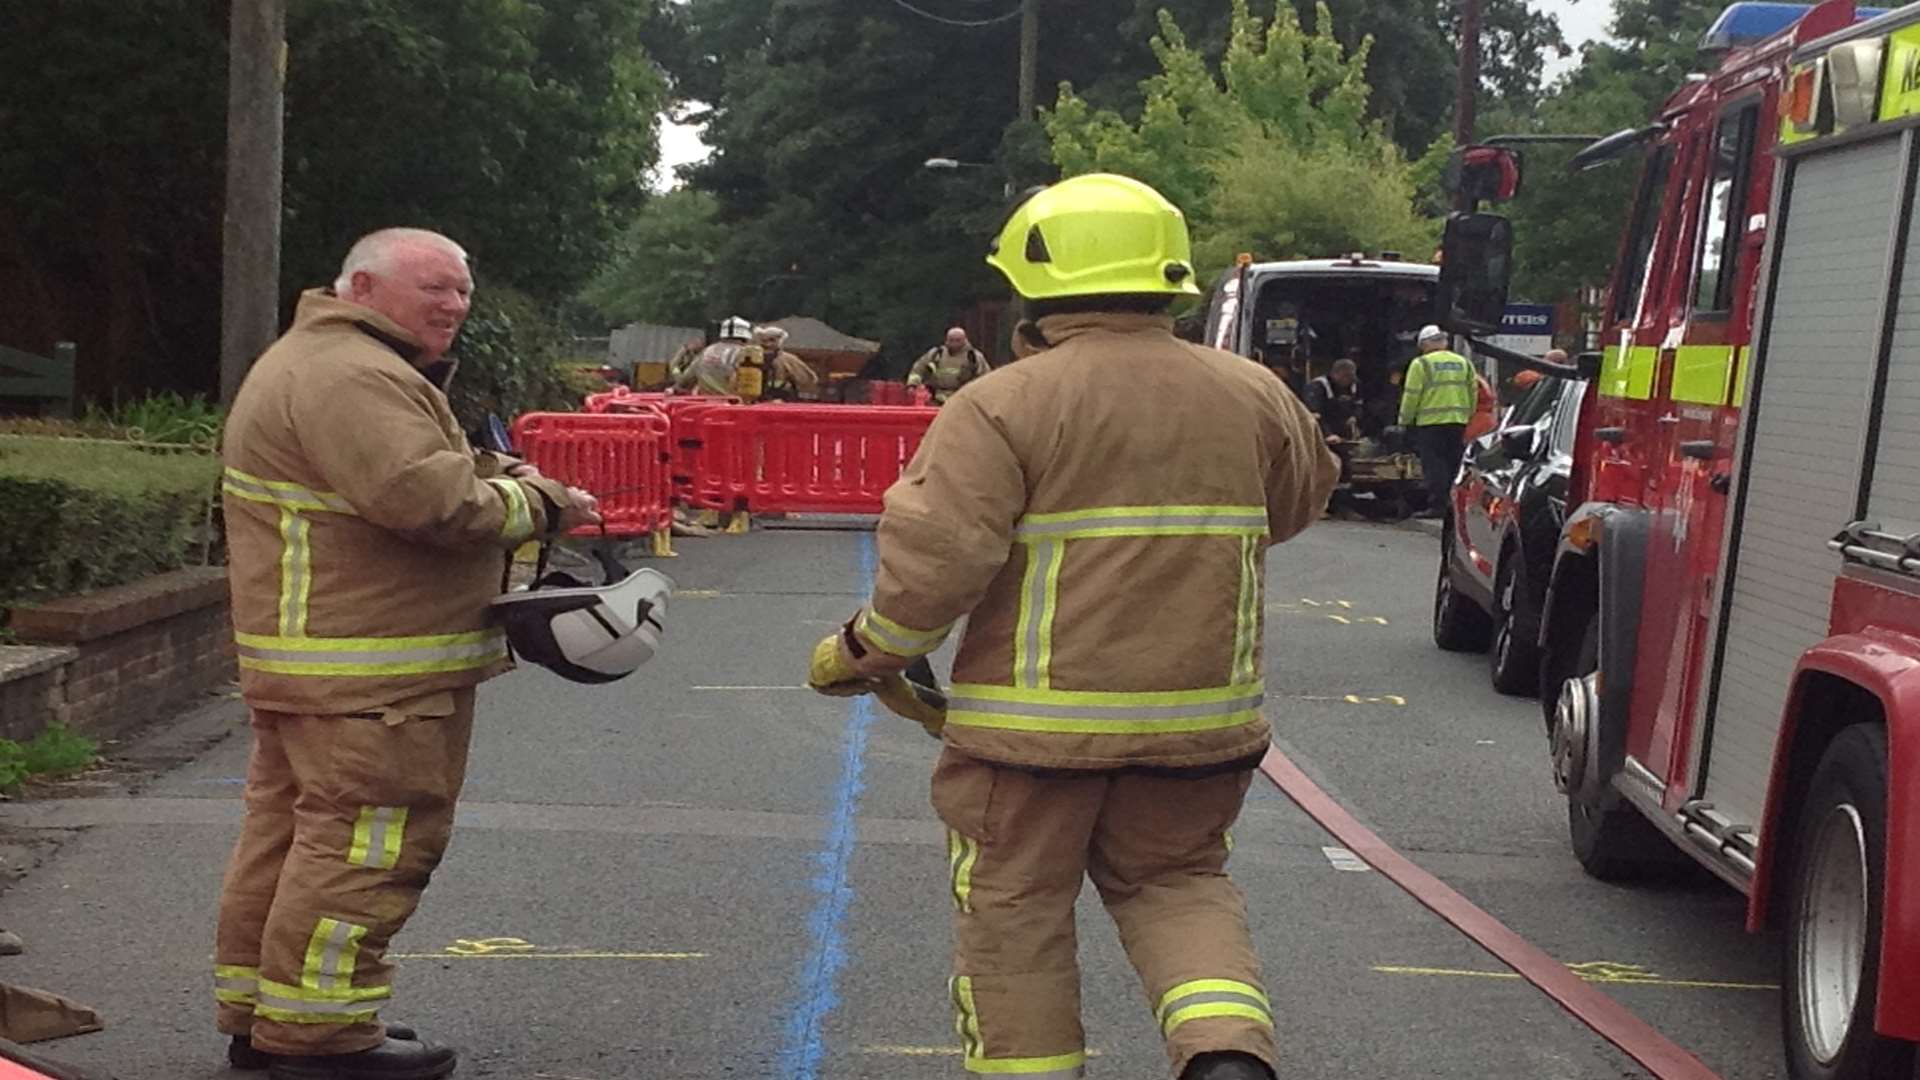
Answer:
[{"left": 1439, "top": 0, "right": 1920, "bottom": 1075}]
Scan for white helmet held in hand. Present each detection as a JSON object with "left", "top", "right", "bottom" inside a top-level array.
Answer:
[{"left": 491, "top": 564, "right": 674, "bottom": 684}]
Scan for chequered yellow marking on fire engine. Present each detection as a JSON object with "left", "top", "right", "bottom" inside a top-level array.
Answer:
[
  {"left": 386, "top": 936, "right": 706, "bottom": 961},
  {"left": 1373, "top": 960, "right": 1774, "bottom": 991}
]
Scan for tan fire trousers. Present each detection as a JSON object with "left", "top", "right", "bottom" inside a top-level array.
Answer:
[
  {"left": 213, "top": 689, "right": 475, "bottom": 1056},
  {"left": 931, "top": 748, "right": 1276, "bottom": 1079}
]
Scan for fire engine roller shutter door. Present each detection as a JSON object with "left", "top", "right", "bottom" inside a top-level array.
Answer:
[
  {"left": 1702, "top": 136, "right": 1902, "bottom": 837},
  {"left": 1869, "top": 165, "right": 1920, "bottom": 525}
]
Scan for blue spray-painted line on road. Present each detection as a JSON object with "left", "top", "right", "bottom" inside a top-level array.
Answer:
[{"left": 776, "top": 535, "right": 878, "bottom": 1079}]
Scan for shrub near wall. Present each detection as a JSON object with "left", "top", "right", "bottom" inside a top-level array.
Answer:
[{"left": 0, "top": 437, "right": 219, "bottom": 607}]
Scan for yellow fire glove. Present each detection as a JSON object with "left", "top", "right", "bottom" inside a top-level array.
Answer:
[{"left": 807, "top": 634, "right": 868, "bottom": 697}]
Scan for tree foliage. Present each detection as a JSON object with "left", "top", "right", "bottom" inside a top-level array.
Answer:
[
  {"left": 1046, "top": 0, "right": 1439, "bottom": 277},
  {"left": 579, "top": 190, "right": 725, "bottom": 328},
  {"left": 0, "top": 0, "right": 666, "bottom": 400}
]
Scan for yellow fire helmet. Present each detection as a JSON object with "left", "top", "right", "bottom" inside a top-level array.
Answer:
[{"left": 986, "top": 173, "right": 1201, "bottom": 301}]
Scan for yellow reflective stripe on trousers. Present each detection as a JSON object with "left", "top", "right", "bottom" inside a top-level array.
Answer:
[
  {"left": 947, "top": 682, "right": 1264, "bottom": 735},
  {"left": 1015, "top": 504, "right": 1268, "bottom": 541},
  {"left": 1598, "top": 345, "right": 1659, "bottom": 400},
  {"left": 277, "top": 509, "right": 313, "bottom": 637},
  {"left": 486, "top": 478, "right": 535, "bottom": 545},
  {"left": 301, "top": 917, "right": 369, "bottom": 991},
  {"left": 235, "top": 629, "right": 507, "bottom": 677},
  {"left": 348, "top": 806, "right": 408, "bottom": 870},
  {"left": 857, "top": 608, "right": 952, "bottom": 658},
  {"left": 1157, "top": 978, "right": 1274, "bottom": 1036},
  {"left": 948, "top": 829, "right": 979, "bottom": 913},
  {"left": 222, "top": 468, "right": 356, "bottom": 514},
  {"left": 1231, "top": 535, "right": 1261, "bottom": 684},
  {"left": 1671, "top": 345, "right": 1736, "bottom": 405},
  {"left": 951, "top": 976, "right": 985, "bottom": 1060},
  {"left": 948, "top": 977, "right": 1085, "bottom": 1076},
  {"left": 214, "top": 963, "right": 259, "bottom": 1005},
  {"left": 1014, "top": 541, "right": 1063, "bottom": 689},
  {"left": 255, "top": 976, "right": 389, "bottom": 1024}
]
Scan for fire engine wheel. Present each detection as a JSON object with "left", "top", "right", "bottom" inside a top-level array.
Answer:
[
  {"left": 1433, "top": 535, "right": 1492, "bottom": 652},
  {"left": 1562, "top": 613, "right": 1668, "bottom": 881},
  {"left": 1488, "top": 554, "right": 1540, "bottom": 697},
  {"left": 1783, "top": 724, "right": 1913, "bottom": 1080}
]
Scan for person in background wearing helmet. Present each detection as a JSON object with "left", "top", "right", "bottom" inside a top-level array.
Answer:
[
  {"left": 676, "top": 316, "right": 760, "bottom": 398},
  {"left": 908, "top": 326, "right": 993, "bottom": 404},
  {"left": 1397, "top": 325, "right": 1477, "bottom": 519},
  {"left": 757, "top": 325, "right": 820, "bottom": 402},
  {"left": 214, "top": 228, "right": 600, "bottom": 1080},
  {"left": 807, "top": 174, "right": 1337, "bottom": 1080}
]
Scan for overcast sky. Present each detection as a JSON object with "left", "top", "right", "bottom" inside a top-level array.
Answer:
[{"left": 648, "top": 0, "right": 1617, "bottom": 191}]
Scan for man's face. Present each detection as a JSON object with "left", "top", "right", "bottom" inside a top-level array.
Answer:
[
  {"left": 756, "top": 333, "right": 781, "bottom": 351},
  {"left": 945, "top": 329, "right": 968, "bottom": 353},
  {"left": 348, "top": 243, "right": 473, "bottom": 360},
  {"left": 1332, "top": 368, "right": 1355, "bottom": 389}
]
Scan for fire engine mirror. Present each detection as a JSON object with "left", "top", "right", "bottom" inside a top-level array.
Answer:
[
  {"left": 1437, "top": 212, "right": 1513, "bottom": 335},
  {"left": 1444, "top": 145, "right": 1523, "bottom": 204},
  {"left": 1575, "top": 351, "right": 1603, "bottom": 379}
]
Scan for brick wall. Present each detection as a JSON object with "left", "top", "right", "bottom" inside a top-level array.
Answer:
[
  {"left": 0, "top": 647, "right": 77, "bottom": 743},
  {"left": 1, "top": 567, "right": 234, "bottom": 741}
]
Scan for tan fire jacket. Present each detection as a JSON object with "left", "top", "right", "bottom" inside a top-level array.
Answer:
[
  {"left": 222, "top": 290, "right": 573, "bottom": 715},
  {"left": 850, "top": 311, "right": 1339, "bottom": 770}
]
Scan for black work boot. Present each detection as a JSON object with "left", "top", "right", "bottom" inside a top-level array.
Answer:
[
  {"left": 229, "top": 1024, "right": 419, "bottom": 1071},
  {"left": 1181, "top": 1050, "right": 1276, "bottom": 1080},
  {"left": 265, "top": 1035, "right": 452, "bottom": 1080}
]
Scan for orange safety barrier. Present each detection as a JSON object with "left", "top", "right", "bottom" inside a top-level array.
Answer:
[
  {"left": 511, "top": 411, "right": 674, "bottom": 548},
  {"left": 686, "top": 403, "right": 937, "bottom": 515}
]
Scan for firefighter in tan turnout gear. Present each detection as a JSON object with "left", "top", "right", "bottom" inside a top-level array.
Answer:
[
  {"left": 213, "top": 228, "right": 599, "bottom": 1080},
  {"left": 809, "top": 175, "right": 1338, "bottom": 1080}
]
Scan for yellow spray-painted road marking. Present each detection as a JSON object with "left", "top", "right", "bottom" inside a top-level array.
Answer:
[
  {"left": 1299, "top": 599, "right": 1356, "bottom": 609},
  {"left": 677, "top": 589, "right": 723, "bottom": 598},
  {"left": 1374, "top": 961, "right": 1775, "bottom": 991},
  {"left": 693, "top": 685, "right": 812, "bottom": 691},
  {"left": 389, "top": 936, "right": 705, "bottom": 961},
  {"left": 1293, "top": 693, "right": 1407, "bottom": 706},
  {"left": 862, "top": 1046, "right": 1104, "bottom": 1058}
]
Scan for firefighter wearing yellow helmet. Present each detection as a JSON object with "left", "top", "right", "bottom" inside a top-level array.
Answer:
[{"left": 807, "top": 173, "right": 1336, "bottom": 1080}]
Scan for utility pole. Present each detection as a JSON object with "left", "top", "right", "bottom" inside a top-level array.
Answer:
[
  {"left": 1018, "top": 0, "right": 1039, "bottom": 119},
  {"left": 220, "top": 0, "right": 287, "bottom": 405},
  {"left": 1452, "top": 0, "right": 1481, "bottom": 148}
]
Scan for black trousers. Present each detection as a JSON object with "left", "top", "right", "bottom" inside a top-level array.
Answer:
[{"left": 1411, "top": 424, "right": 1466, "bottom": 511}]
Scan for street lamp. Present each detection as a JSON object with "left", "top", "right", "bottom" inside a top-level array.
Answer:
[{"left": 924, "top": 157, "right": 1012, "bottom": 198}]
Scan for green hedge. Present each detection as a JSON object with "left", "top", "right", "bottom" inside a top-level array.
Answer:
[{"left": 0, "top": 437, "right": 219, "bottom": 606}]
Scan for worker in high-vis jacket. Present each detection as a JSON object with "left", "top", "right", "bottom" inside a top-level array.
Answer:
[
  {"left": 1397, "top": 325, "right": 1477, "bottom": 519},
  {"left": 214, "top": 228, "right": 599, "bottom": 1080},
  {"left": 808, "top": 174, "right": 1338, "bottom": 1080}
]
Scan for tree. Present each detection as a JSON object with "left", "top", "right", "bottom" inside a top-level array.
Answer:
[
  {"left": 580, "top": 190, "right": 725, "bottom": 328},
  {"left": 281, "top": 0, "right": 665, "bottom": 304},
  {"left": 1046, "top": 0, "right": 1439, "bottom": 277},
  {"left": 669, "top": 0, "right": 1025, "bottom": 363},
  {"left": 0, "top": 0, "right": 667, "bottom": 401}
]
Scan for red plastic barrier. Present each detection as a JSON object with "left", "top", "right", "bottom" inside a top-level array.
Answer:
[
  {"left": 688, "top": 404, "right": 937, "bottom": 514},
  {"left": 511, "top": 411, "right": 673, "bottom": 538}
]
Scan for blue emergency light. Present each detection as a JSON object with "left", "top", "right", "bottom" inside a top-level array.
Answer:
[{"left": 1699, "top": 1, "right": 1889, "bottom": 50}]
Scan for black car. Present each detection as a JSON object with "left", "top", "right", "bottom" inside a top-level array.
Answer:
[{"left": 1432, "top": 374, "right": 1587, "bottom": 696}]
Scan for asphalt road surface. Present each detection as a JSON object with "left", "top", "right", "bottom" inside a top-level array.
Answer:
[{"left": 0, "top": 518, "right": 1781, "bottom": 1079}]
